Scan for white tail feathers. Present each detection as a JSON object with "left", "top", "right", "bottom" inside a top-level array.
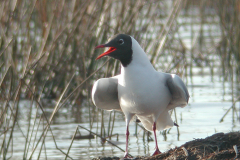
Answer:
[{"left": 137, "top": 110, "right": 174, "bottom": 131}]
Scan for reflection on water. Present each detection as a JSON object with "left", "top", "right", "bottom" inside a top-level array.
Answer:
[{"left": 1, "top": 70, "right": 239, "bottom": 160}]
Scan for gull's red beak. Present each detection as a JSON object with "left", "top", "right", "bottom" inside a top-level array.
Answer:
[{"left": 95, "top": 45, "right": 116, "bottom": 60}]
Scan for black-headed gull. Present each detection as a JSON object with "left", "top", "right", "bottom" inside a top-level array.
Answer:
[{"left": 92, "top": 34, "right": 189, "bottom": 158}]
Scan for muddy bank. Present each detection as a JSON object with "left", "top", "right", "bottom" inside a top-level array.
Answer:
[{"left": 93, "top": 132, "right": 240, "bottom": 160}]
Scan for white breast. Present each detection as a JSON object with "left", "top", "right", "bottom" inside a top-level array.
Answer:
[{"left": 118, "top": 37, "right": 171, "bottom": 118}]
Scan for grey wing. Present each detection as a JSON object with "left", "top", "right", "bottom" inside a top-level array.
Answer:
[
  {"left": 92, "top": 75, "right": 122, "bottom": 111},
  {"left": 166, "top": 74, "right": 189, "bottom": 110}
]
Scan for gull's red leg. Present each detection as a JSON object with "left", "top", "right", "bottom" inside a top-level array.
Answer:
[
  {"left": 123, "top": 124, "right": 132, "bottom": 158},
  {"left": 152, "top": 122, "right": 161, "bottom": 156}
]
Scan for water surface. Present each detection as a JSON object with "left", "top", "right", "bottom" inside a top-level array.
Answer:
[{"left": 2, "top": 70, "right": 239, "bottom": 160}]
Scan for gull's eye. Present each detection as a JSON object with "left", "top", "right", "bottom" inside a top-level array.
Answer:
[{"left": 118, "top": 39, "right": 124, "bottom": 45}]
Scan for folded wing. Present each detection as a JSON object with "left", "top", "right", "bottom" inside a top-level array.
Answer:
[
  {"left": 92, "top": 75, "right": 122, "bottom": 111},
  {"left": 166, "top": 73, "right": 189, "bottom": 110}
]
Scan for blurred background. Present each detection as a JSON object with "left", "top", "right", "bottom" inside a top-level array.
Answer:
[{"left": 0, "top": 0, "right": 239, "bottom": 159}]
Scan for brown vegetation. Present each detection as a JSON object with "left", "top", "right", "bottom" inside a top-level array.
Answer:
[{"left": 94, "top": 132, "right": 240, "bottom": 160}]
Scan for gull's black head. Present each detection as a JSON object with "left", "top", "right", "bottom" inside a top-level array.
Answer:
[{"left": 95, "top": 34, "right": 133, "bottom": 67}]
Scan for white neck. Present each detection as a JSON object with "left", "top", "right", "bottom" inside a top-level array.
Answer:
[{"left": 121, "top": 36, "right": 155, "bottom": 71}]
